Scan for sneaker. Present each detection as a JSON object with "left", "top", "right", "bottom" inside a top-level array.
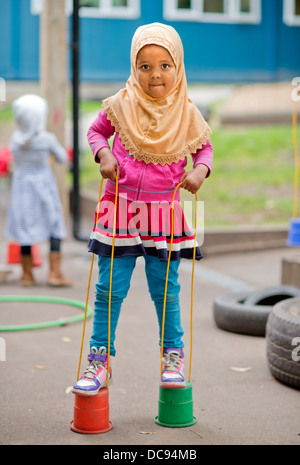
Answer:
[
  {"left": 72, "top": 346, "right": 112, "bottom": 396},
  {"left": 160, "top": 348, "right": 185, "bottom": 388}
]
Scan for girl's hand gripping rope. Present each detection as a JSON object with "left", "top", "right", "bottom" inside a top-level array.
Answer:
[
  {"left": 179, "top": 163, "right": 209, "bottom": 194},
  {"left": 97, "top": 146, "right": 120, "bottom": 182}
]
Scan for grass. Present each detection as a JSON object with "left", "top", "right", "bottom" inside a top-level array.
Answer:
[
  {"left": 0, "top": 105, "right": 13, "bottom": 122},
  {"left": 181, "top": 124, "right": 296, "bottom": 226},
  {"left": 67, "top": 98, "right": 102, "bottom": 116}
]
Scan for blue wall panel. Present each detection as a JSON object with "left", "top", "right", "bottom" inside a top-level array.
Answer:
[
  {"left": 0, "top": 0, "right": 13, "bottom": 78},
  {"left": 0, "top": 0, "right": 39, "bottom": 80},
  {"left": 0, "top": 0, "right": 299, "bottom": 83},
  {"left": 79, "top": 18, "right": 141, "bottom": 81}
]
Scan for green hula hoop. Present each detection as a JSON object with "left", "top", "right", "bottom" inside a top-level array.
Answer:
[{"left": 0, "top": 295, "right": 93, "bottom": 332}]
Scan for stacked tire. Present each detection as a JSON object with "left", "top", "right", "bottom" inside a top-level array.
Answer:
[
  {"left": 213, "top": 286, "right": 300, "bottom": 390},
  {"left": 266, "top": 298, "right": 300, "bottom": 390},
  {"left": 213, "top": 285, "right": 300, "bottom": 337}
]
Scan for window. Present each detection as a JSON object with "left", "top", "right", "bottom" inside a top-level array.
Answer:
[
  {"left": 79, "top": 0, "right": 140, "bottom": 18},
  {"left": 240, "top": 0, "right": 251, "bottom": 12},
  {"left": 178, "top": 0, "right": 191, "bottom": 8},
  {"left": 203, "top": 0, "right": 224, "bottom": 14},
  {"left": 235, "top": 0, "right": 261, "bottom": 23},
  {"left": 163, "top": 0, "right": 261, "bottom": 24},
  {"left": 31, "top": 0, "right": 140, "bottom": 19},
  {"left": 284, "top": 0, "right": 300, "bottom": 25},
  {"left": 81, "top": 0, "right": 99, "bottom": 6},
  {"left": 31, "top": 0, "right": 72, "bottom": 15}
]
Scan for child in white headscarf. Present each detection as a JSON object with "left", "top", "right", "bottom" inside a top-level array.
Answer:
[
  {"left": 6, "top": 94, "right": 72, "bottom": 287},
  {"left": 73, "top": 23, "right": 213, "bottom": 395}
]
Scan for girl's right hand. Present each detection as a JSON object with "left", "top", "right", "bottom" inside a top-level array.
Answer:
[{"left": 97, "top": 147, "right": 120, "bottom": 181}]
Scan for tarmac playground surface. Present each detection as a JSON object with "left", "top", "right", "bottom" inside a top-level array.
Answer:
[{"left": 0, "top": 216, "right": 300, "bottom": 446}]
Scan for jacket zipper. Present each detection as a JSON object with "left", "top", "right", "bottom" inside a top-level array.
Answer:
[{"left": 136, "top": 163, "right": 146, "bottom": 201}]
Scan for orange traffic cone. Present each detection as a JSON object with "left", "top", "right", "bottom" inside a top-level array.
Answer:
[
  {"left": 70, "top": 389, "right": 113, "bottom": 434},
  {"left": 6, "top": 242, "right": 42, "bottom": 267},
  {"left": 6, "top": 242, "right": 20, "bottom": 264}
]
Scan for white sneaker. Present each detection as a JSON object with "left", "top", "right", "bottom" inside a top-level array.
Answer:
[
  {"left": 160, "top": 348, "right": 185, "bottom": 388},
  {"left": 72, "top": 346, "right": 112, "bottom": 395}
]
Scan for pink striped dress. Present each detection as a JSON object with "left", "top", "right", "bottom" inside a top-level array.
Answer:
[{"left": 87, "top": 110, "right": 213, "bottom": 261}]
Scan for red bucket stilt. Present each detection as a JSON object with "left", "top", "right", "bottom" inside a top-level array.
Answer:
[{"left": 70, "top": 388, "right": 113, "bottom": 434}]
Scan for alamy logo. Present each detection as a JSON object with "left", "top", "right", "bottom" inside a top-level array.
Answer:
[
  {"left": 292, "top": 77, "right": 300, "bottom": 102},
  {"left": 0, "top": 77, "right": 5, "bottom": 102},
  {"left": 291, "top": 337, "right": 300, "bottom": 362},
  {"left": 0, "top": 337, "right": 6, "bottom": 361},
  {"left": 94, "top": 197, "right": 205, "bottom": 245}
]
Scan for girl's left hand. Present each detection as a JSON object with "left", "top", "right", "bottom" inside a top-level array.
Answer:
[{"left": 179, "top": 164, "right": 209, "bottom": 194}]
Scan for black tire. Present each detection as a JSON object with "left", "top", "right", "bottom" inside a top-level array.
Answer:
[
  {"left": 213, "top": 291, "right": 271, "bottom": 336},
  {"left": 266, "top": 297, "right": 300, "bottom": 390},
  {"left": 245, "top": 285, "right": 300, "bottom": 306}
]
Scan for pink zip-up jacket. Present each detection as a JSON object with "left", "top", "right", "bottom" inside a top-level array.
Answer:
[{"left": 88, "top": 109, "right": 213, "bottom": 202}]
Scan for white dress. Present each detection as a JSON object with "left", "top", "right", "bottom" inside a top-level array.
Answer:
[{"left": 5, "top": 131, "right": 67, "bottom": 245}]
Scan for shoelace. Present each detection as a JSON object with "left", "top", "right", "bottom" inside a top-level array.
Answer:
[
  {"left": 83, "top": 347, "right": 107, "bottom": 379},
  {"left": 162, "top": 351, "right": 181, "bottom": 371},
  {"left": 83, "top": 359, "right": 105, "bottom": 379}
]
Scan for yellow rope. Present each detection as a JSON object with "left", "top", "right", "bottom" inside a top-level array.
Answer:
[
  {"left": 189, "top": 192, "right": 197, "bottom": 382},
  {"left": 293, "top": 100, "right": 299, "bottom": 218},
  {"left": 106, "top": 177, "right": 118, "bottom": 385},
  {"left": 160, "top": 183, "right": 197, "bottom": 383},
  {"left": 76, "top": 177, "right": 118, "bottom": 384},
  {"left": 77, "top": 177, "right": 104, "bottom": 381},
  {"left": 159, "top": 185, "right": 180, "bottom": 376}
]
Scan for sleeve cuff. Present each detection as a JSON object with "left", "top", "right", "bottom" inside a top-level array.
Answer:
[
  {"left": 193, "top": 159, "right": 212, "bottom": 177},
  {"left": 91, "top": 140, "right": 110, "bottom": 162}
]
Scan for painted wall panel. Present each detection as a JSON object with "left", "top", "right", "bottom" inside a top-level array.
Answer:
[{"left": 0, "top": 0, "right": 299, "bottom": 83}]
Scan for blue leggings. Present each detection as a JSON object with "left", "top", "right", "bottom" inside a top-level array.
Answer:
[{"left": 90, "top": 255, "right": 184, "bottom": 356}]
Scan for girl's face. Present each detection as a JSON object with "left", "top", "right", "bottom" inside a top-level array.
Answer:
[{"left": 136, "top": 45, "right": 176, "bottom": 99}]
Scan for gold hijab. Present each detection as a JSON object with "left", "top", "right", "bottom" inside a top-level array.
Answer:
[{"left": 102, "top": 22, "right": 211, "bottom": 165}]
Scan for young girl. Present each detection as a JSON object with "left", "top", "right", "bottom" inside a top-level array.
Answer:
[
  {"left": 73, "top": 23, "right": 213, "bottom": 395},
  {"left": 6, "top": 94, "right": 72, "bottom": 287}
]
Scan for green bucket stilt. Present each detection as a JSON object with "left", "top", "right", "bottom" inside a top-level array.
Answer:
[{"left": 155, "top": 381, "right": 197, "bottom": 428}]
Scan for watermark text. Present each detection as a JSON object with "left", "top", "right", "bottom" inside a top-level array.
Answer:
[
  {"left": 0, "top": 77, "right": 5, "bottom": 102},
  {"left": 93, "top": 197, "right": 205, "bottom": 245},
  {"left": 0, "top": 337, "right": 6, "bottom": 362},
  {"left": 292, "top": 337, "right": 300, "bottom": 362},
  {"left": 292, "top": 77, "right": 300, "bottom": 102}
]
